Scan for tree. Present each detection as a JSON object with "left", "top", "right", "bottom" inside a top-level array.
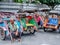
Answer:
[
  {"left": 37, "top": 0, "right": 60, "bottom": 9},
  {"left": 14, "top": 0, "right": 23, "bottom": 3},
  {"left": 31, "top": 0, "right": 41, "bottom": 4},
  {"left": 0, "top": 0, "right": 2, "bottom": 1}
]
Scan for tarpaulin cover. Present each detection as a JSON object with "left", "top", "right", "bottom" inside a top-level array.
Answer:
[{"left": 29, "top": 18, "right": 38, "bottom": 28}]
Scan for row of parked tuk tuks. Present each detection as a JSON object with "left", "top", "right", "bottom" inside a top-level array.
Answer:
[
  {"left": 0, "top": 12, "right": 60, "bottom": 34},
  {"left": 0, "top": 3, "right": 60, "bottom": 41}
]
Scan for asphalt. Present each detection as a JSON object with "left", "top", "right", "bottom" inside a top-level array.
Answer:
[{"left": 0, "top": 30, "right": 60, "bottom": 45}]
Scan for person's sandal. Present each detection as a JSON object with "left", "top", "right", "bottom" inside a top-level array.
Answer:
[
  {"left": 18, "top": 39, "right": 21, "bottom": 42},
  {"left": 11, "top": 39, "right": 15, "bottom": 43}
]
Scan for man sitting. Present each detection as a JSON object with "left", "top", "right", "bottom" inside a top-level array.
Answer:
[{"left": 8, "top": 18, "right": 21, "bottom": 42}]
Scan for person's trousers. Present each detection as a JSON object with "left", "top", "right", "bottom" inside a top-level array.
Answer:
[{"left": 11, "top": 31, "right": 21, "bottom": 39}]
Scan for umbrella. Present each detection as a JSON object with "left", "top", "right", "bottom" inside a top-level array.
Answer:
[
  {"left": 49, "top": 10, "right": 60, "bottom": 15},
  {"left": 38, "top": 4, "right": 50, "bottom": 11},
  {"left": 38, "top": 4, "right": 50, "bottom": 15},
  {"left": 22, "top": 4, "right": 38, "bottom": 13}
]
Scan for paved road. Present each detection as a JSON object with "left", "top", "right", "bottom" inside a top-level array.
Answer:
[{"left": 0, "top": 30, "right": 60, "bottom": 45}]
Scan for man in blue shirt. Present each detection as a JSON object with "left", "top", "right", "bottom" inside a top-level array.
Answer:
[{"left": 15, "top": 16, "right": 23, "bottom": 41}]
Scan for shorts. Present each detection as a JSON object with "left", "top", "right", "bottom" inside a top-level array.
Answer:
[
  {"left": 38, "top": 21, "right": 40, "bottom": 25},
  {"left": 11, "top": 31, "right": 21, "bottom": 39},
  {"left": 38, "top": 21, "right": 43, "bottom": 26}
]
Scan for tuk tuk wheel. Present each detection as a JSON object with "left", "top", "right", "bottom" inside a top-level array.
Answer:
[
  {"left": 52, "top": 29, "right": 56, "bottom": 32},
  {"left": 0, "top": 28, "right": 5, "bottom": 39},
  {"left": 43, "top": 27, "right": 47, "bottom": 32},
  {"left": 30, "top": 30, "right": 35, "bottom": 34},
  {"left": 30, "top": 27, "right": 35, "bottom": 34},
  {"left": 58, "top": 26, "right": 60, "bottom": 33}
]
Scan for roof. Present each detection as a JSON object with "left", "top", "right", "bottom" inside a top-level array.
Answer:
[{"left": 0, "top": 10, "right": 19, "bottom": 13}]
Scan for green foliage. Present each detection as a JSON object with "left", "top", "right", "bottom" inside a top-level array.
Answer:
[
  {"left": 14, "top": 0, "right": 60, "bottom": 5},
  {"left": 37, "top": 0, "right": 60, "bottom": 8},
  {"left": 31, "top": 1, "right": 37, "bottom": 3},
  {"left": 0, "top": 0, "right": 2, "bottom": 1},
  {"left": 31, "top": 0, "right": 40, "bottom": 4},
  {"left": 14, "top": 0, "right": 23, "bottom": 3},
  {"left": 26, "top": 1, "right": 29, "bottom": 3}
]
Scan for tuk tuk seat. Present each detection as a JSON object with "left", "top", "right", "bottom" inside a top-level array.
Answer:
[{"left": 47, "top": 18, "right": 58, "bottom": 25}]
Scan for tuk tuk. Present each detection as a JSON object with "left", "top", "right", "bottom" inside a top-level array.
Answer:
[
  {"left": 43, "top": 14, "right": 60, "bottom": 33},
  {"left": 18, "top": 13, "right": 36, "bottom": 34},
  {"left": 0, "top": 12, "right": 15, "bottom": 39}
]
